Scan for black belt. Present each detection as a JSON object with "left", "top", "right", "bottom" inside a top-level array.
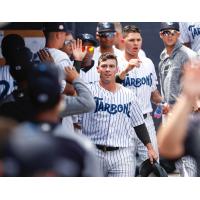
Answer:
[
  {"left": 96, "top": 144, "right": 119, "bottom": 152},
  {"left": 143, "top": 113, "right": 147, "bottom": 119}
]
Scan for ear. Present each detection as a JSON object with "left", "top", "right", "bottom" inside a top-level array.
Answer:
[
  {"left": 96, "top": 66, "right": 100, "bottom": 73},
  {"left": 159, "top": 32, "right": 163, "bottom": 39},
  {"left": 96, "top": 32, "right": 100, "bottom": 41},
  {"left": 120, "top": 38, "right": 125, "bottom": 43}
]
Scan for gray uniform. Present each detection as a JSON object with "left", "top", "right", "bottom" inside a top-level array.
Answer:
[
  {"left": 11, "top": 122, "right": 102, "bottom": 177},
  {"left": 159, "top": 41, "right": 197, "bottom": 176}
]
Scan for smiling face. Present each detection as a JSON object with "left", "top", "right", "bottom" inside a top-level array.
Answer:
[
  {"left": 97, "top": 58, "right": 118, "bottom": 84},
  {"left": 124, "top": 32, "right": 142, "bottom": 58}
]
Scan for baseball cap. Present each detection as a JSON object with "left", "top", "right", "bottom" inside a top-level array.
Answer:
[
  {"left": 139, "top": 159, "right": 168, "bottom": 177},
  {"left": 1, "top": 34, "right": 25, "bottom": 64},
  {"left": 43, "top": 22, "right": 69, "bottom": 32},
  {"left": 160, "top": 22, "right": 179, "bottom": 31},
  {"left": 77, "top": 33, "right": 98, "bottom": 47},
  {"left": 96, "top": 22, "right": 116, "bottom": 33},
  {"left": 27, "top": 62, "right": 61, "bottom": 112},
  {"left": 9, "top": 47, "right": 34, "bottom": 82}
]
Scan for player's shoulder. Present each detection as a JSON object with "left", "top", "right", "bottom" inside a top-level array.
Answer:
[
  {"left": 140, "top": 55, "right": 155, "bottom": 68},
  {"left": 46, "top": 48, "right": 70, "bottom": 61},
  {"left": 0, "top": 64, "right": 10, "bottom": 72},
  {"left": 118, "top": 84, "right": 135, "bottom": 95}
]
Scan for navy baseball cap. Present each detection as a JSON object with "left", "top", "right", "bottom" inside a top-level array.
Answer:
[
  {"left": 43, "top": 22, "right": 69, "bottom": 32},
  {"left": 9, "top": 47, "right": 34, "bottom": 82},
  {"left": 77, "top": 33, "right": 98, "bottom": 47},
  {"left": 27, "top": 62, "right": 61, "bottom": 111},
  {"left": 139, "top": 159, "right": 168, "bottom": 177},
  {"left": 96, "top": 22, "right": 116, "bottom": 33},
  {"left": 160, "top": 22, "right": 179, "bottom": 31},
  {"left": 1, "top": 34, "right": 25, "bottom": 64}
]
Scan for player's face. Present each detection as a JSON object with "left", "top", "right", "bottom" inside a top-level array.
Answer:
[
  {"left": 97, "top": 59, "right": 118, "bottom": 83},
  {"left": 58, "top": 32, "right": 68, "bottom": 49},
  {"left": 97, "top": 32, "right": 116, "bottom": 49},
  {"left": 160, "top": 29, "right": 180, "bottom": 47},
  {"left": 124, "top": 32, "right": 142, "bottom": 58},
  {"left": 82, "top": 41, "right": 95, "bottom": 62},
  {"left": 61, "top": 34, "right": 75, "bottom": 56}
]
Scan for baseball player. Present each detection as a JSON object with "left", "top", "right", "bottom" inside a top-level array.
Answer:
[
  {"left": 80, "top": 52, "right": 158, "bottom": 177},
  {"left": 113, "top": 22, "right": 147, "bottom": 57},
  {"left": 115, "top": 25, "right": 167, "bottom": 170},
  {"left": 42, "top": 22, "right": 73, "bottom": 91},
  {"left": 79, "top": 22, "right": 124, "bottom": 84},
  {"left": 158, "top": 59, "right": 200, "bottom": 176},
  {"left": 0, "top": 34, "right": 26, "bottom": 103},
  {"left": 159, "top": 22, "right": 197, "bottom": 176},
  {"left": 0, "top": 61, "right": 101, "bottom": 177},
  {"left": 76, "top": 33, "right": 98, "bottom": 83},
  {"left": 179, "top": 22, "right": 200, "bottom": 52}
]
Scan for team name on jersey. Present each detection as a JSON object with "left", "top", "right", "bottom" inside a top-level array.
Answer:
[
  {"left": 94, "top": 97, "right": 131, "bottom": 117},
  {"left": 188, "top": 25, "right": 200, "bottom": 39},
  {"left": 122, "top": 73, "right": 153, "bottom": 87}
]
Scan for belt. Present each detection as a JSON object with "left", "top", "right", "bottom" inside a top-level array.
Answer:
[{"left": 96, "top": 144, "right": 119, "bottom": 152}]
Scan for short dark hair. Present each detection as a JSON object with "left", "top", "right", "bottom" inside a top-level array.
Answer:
[
  {"left": 98, "top": 52, "right": 118, "bottom": 66},
  {"left": 1, "top": 34, "right": 25, "bottom": 64},
  {"left": 122, "top": 25, "right": 141, "bottom": 38}
]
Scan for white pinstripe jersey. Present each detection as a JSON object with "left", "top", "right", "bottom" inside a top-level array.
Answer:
[
  {"left": 80, "top": 46, "right": 123, "bottom": 84},
  {"left": 81, "top": 82, "right": 144, "bottom": 147},
  {"left": 0, "top": 65, "right": 15, "bottom": 100},
  {"left": 45, "top": 48, "right": 72, "bottom": 91},
  {"left": 118, "top": 55, "right": 158, "bottom": 114},
  {"left": 179, "top": 22, "right": 200, "bottom": 52}
]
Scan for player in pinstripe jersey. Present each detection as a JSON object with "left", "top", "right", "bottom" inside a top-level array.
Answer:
[
  {"left": 42, "top": 22, "right": 73, "bottom": 92},
  {"left": 80, "top": 52, "right": 158, "bottom": 177},
  {"left": 116, "top": 25, "right": 169, "bottom": 171},
  {"left": 0, "top": 34, "right": 26, "bottom": 103},
  {"left": 0, "top": 66, "right": 15, "bottom": 103}
]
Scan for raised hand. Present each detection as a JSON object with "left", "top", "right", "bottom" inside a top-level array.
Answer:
[{"left": 72, "top": 39, "right": 87, "bottom": 61}]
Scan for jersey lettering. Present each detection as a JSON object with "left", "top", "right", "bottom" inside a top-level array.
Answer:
[
  {"left": 94, "top": 97, "right": 131, "bottom": 117},
  {"left": 122, "top": 73, "right": 153, "bottom": 87},
  {"left": 188, "top": 25, "right": 200, "bottom": 39}
]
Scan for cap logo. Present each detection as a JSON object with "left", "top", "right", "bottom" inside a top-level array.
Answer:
[
  {"left": 166, "top": 22, "right": 173, "bottom": 26},
  {"left": 15, "top": 65, "right": 22, "bottom": 71},
  {"left": 102, "top": 22, "right": 110, "bottom": 28},
  {"left": 59, "top": 25, "right": 64, "bottom": 30}
]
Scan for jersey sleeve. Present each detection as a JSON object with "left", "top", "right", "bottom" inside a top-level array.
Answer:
[{"left": 129, "top": 97, "right": 145, "bottom": 127}]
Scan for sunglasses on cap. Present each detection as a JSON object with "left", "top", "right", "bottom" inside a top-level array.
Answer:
[
  {"left": 64, "top": 39, "right": 75, "bottom": 45},
  {"left": 82, "top": 46, "right": 94, "bottom": 53},
  {"left": 161, "top": 30, "right": 178, "bottom": 36},
  {"left": 98, "top": 32, "right": 115, "bottom": 38}
]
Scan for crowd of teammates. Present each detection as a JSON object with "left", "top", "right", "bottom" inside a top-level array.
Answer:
[{"left": 0, "top": 22, "right": 200, "bottom": 177}]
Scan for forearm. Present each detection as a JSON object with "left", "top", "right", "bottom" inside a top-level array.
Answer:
[
  {"left": 73, "top": 60, "right": 82, "bottom": 73},
  {"left": 157, "top": 94, "right": 193, "bottom": 158},
  {"left": 134, "top": 123, "right": 151, "bottom": 146},
  {"left": 60, "top": 77, "right": 95, "bottom": 116}
]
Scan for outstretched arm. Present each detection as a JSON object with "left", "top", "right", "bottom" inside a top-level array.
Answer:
[{"left": 60, "top": 67, "right": 95, "bottom": 117}]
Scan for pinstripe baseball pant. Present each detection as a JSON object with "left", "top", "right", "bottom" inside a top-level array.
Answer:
[
  {"left": 135, "top": 113, "right": 159, "bottom": 167},
  {"left": 175, "top": 156, "right": 197, "bottom": 177},
  {"left": 95, "top": 146, "right": 136, "bottom": 177}
]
